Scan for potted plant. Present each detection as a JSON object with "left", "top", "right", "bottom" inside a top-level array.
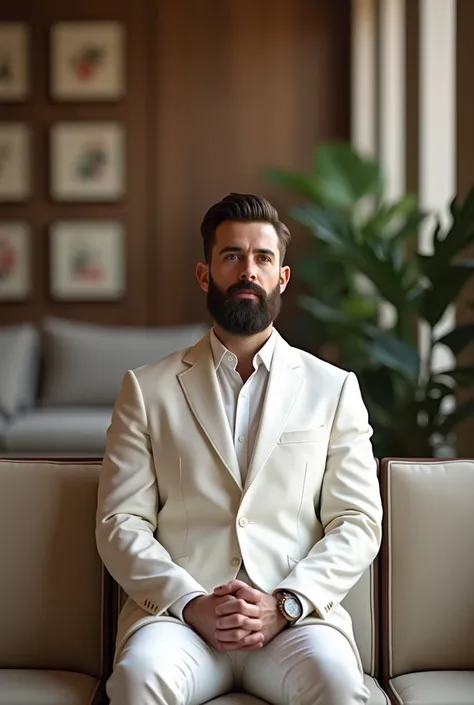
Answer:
[{"left": 266, "top": 142, "right": 474, "bottom": 457}]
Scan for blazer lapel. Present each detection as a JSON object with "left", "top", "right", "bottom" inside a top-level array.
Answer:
[
  {"left": 178, "top": 334, "right": 242, "bottom": 490},
  {"left": 244, "top": 334, "right": 304, "bottom": 493}
]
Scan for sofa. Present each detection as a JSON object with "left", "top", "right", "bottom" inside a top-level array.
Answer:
[
  {"left": 0, "top": 456, "right": 473, "bottom": 705},
  {"left": 0, "top": 317, "right": 209, "bottom": 457}
]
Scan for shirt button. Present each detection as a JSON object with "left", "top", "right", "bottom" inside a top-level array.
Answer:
[
  {"left": 231, "top": 557, "right": 241, "bottom": 567},
  {"left": 238, "top": 435, "right": 246, "bottom": 443},
  {"left": 238, "top": 517, "right": 248, "bottom": 528},
  {"left": 227, "top": 355, "right": 233, "bottom": 363}
]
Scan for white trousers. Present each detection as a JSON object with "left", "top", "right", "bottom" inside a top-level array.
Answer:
[{"left": 107, "top": 621, "right": 369, "bottom": 705}]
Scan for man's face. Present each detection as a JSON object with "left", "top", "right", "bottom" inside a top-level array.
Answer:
[{"left": 196, "top": 221, "right": 291, "bottom": 335}]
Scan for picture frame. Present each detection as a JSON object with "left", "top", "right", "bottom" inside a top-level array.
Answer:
[
  {"left": 50, "top": 220, "right": 126, "bottom": 301},
  {"left": 0, "top": 23, "right": 29, "bottom": 102},
  {"left": 0, "top": 221, "right": 31, "bottom": 301},
  {"left": 50, "top": 122, "right": 125, "bottom": 202},
  {"left": 50, "top": 21, "right": 125, "bottom": 101},
  {"left": 0, "top": 123, "right": 31, "bottom": 202}
]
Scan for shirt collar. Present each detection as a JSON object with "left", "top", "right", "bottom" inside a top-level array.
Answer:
[{"left": 210, "top": 328, "right": 276, "bottom": 373}]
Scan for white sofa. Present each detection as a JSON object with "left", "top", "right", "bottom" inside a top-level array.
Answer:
[{"left": 1, "top": 457, "right": 473, "bottom": 705}]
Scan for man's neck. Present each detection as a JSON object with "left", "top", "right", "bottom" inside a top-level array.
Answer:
[{"left": 213, "top": 324, "right": 274, "bottom": 380}]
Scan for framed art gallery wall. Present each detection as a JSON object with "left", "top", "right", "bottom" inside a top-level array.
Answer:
[
  {"left": 0, "top": 0, "right": 153, "bottom": 326},
  {"left": 0, "top": 0, "right": 352, "bottom": 329}
]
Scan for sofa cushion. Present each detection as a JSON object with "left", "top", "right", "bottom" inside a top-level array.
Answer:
[
  {"left": 0, "top": 670, "right": 103, "bottom": 705},
  {"left": 388, "top": 671, "right": 474, "bottom": 704},
  {"left": 0, "top": 323, "right": 39, "bottom": 416},
  {"left": 381, "top": 459, "right": 474, "bottom": 678},
  {"left": 0, "top": 460, "right": 108, "bottom": 679},
  {"left": 3, "top": 408, "right": 112, "bottom": 454},
  {"left": 41, "top": 316, "right": 209, "bottom": 406}
]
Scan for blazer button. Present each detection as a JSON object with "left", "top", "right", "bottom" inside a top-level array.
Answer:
[
  {"left": 238, "top": 517, "right": 248, "bottom": 527},
  {"left": 231, "top": 557, "right": 241, "bottom": 567}
]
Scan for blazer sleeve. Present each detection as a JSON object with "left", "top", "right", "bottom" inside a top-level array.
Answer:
[
  {"left": 275, "top": 371, "right": 383, "bottom": 620},
  {"left": 96, "top": 370, "right": 207, "bottom": 618}
]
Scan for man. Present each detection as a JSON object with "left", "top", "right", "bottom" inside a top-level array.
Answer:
[{"left": 96, "top": 193, "right": 383, "bottom": 705}]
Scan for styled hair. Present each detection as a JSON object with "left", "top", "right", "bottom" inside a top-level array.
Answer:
[{"left": 200, "top": 192, "right": 291, "bottom": 264}]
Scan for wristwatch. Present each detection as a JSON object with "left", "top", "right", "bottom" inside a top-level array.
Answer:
[{"left": 276, "top": 591, "right": 303, "bottom": 623}]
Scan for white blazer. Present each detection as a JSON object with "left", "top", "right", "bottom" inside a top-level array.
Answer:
[{"left": 96, "top": 330, "right": 382, "bottom": 668}]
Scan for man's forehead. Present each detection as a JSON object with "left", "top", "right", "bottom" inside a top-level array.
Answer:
[{"left": 214, "top": 221, "right": 279, "bottom": 247}]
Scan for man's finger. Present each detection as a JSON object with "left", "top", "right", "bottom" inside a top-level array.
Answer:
[
  {"left": 234, "top": 585, "right": 262, "bottom": 604},
  {"left": 216, "top": 614, "right": 262, "bottom": 631},
  {"left": 213, "top": 579, "right": 248, "bottom": 596},
  {"left": 215, "top": 598, "right": 260, "bottom": 618}
]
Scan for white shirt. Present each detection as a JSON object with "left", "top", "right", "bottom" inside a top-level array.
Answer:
[{"left": 209, "top": 327, "right": 276, "bottom": 482}]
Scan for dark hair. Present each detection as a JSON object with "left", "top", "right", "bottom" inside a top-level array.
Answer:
[{"left": 200, "top": 193, "right": 291, "bottom": 264}]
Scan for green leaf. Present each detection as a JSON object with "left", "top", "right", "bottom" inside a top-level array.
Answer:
[
  {"left": 313, "top": 142, "right": 383, "bottom": 208},
  {"left": 264, "top": 168, "right": 322, "bottom": 202},
  {"left": 292, "top": 204, "right": 411, "bottom": 309},
  {"left": 290, "top": 205, "right": 354, "bottom": 249},
  {"left": 436, "top": 324, "right": 474, "bottom": 355},
  {"left": 363, "top": 196, "right": 423, "bottom": 240},
  {"left": 366, "top": 335, "right": 420, "bottom": 382},
  {"left": 359, "top": 367, "right": 396, "bottom": 414},
  {"left": 427, "top": 187, "right": 474, "bottom": 279},
  {"left": 419, "top": 260, "right": 474, "bottom": 326},
  {"left": 299, "top": 295, "right": 352, "bottom": 325}
]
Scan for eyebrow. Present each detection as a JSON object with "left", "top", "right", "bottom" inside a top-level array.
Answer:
[{"left": 219, "top": 246, "right": 276, "bottom": 258}]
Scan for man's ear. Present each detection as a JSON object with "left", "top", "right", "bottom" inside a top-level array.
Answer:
[
  {"left": 280, "top": 265, "right": 291, "bottom": 293},
  {"left": 196, "top": 262, "right": 210, "bottom": 293}
]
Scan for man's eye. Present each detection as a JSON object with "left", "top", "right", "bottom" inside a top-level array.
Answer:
[
  {"left": 258, "top": 255, "right": 271, "bottom": 263},
  {"left": 224, "top": 254, "right": 239, "bottom": 261}
]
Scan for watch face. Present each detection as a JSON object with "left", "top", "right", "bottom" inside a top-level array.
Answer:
[{"left": 284, "top": 597, "right": 302, "bottom": 620}]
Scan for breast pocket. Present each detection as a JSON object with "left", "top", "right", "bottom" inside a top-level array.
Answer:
[{"left": 278, "top": 426, "right": 326, "bottom": 445}]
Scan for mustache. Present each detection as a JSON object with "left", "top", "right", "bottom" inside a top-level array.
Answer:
[{"left": 226, "top": 281, "right": 266, "bottom": 298}]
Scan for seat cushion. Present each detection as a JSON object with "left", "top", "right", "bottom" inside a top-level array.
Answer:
[
  {"left": 389, "top": 671, "right": 474, "bottom": 704},
  {"left": 3, "top": 407, "right": 112, "bottom": 454},
  {"left": 0, "top": 670, "right": 103, "bottom": 705},
  {"left": 0, "top": 461, "right": 107, "bottom": 678}
]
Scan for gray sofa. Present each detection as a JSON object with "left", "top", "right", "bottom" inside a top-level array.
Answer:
[{"left": 0, "top": 317, "right": 208, "bottom": 457}]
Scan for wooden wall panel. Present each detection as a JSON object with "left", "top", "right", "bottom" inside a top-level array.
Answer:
[
  {"left": 152, "top": 0, "right": 351, "bottom": 326},
  {"left": 0, "top": 0, "right": 351, "bottom": 328}
]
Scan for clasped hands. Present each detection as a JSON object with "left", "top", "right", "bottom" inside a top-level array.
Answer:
[{"left": 183, "top": 579, "right": 287, "bottom": 652}]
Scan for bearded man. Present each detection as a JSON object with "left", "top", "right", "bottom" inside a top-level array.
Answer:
[{"left": 96, "top": 193, "right": 382, "bottom": 705}]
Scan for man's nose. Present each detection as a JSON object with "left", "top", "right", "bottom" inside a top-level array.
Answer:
[{"left": 239, "top": 260, "right": 257, "bottom": 281}]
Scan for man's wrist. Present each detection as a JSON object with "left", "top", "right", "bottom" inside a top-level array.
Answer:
[{"left": 183, "top": 594, "right": 206, "bottom": 624}]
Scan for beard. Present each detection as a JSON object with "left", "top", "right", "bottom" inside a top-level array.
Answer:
[{"left": 206, "top": 274, "right": 282, "bottom": 336}]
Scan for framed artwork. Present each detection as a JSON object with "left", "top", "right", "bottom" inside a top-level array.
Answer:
[
  {"left": 0, "top": 23, "right": 29, "bottom": 101},
  {"left": 0, "top": 123, "right": 31, "bottom": 202},
  {"left": 50, "top": 122, "right": 125, "bottom": 202},
  {"left": 51, "top": 21, "right": 125, "bottom": 101},
  {"left": 0, "top": 222, "right": 31, "bottom": 301},
  {"left": 50, "top": 220, "right": 126, "bottom": 301}
]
